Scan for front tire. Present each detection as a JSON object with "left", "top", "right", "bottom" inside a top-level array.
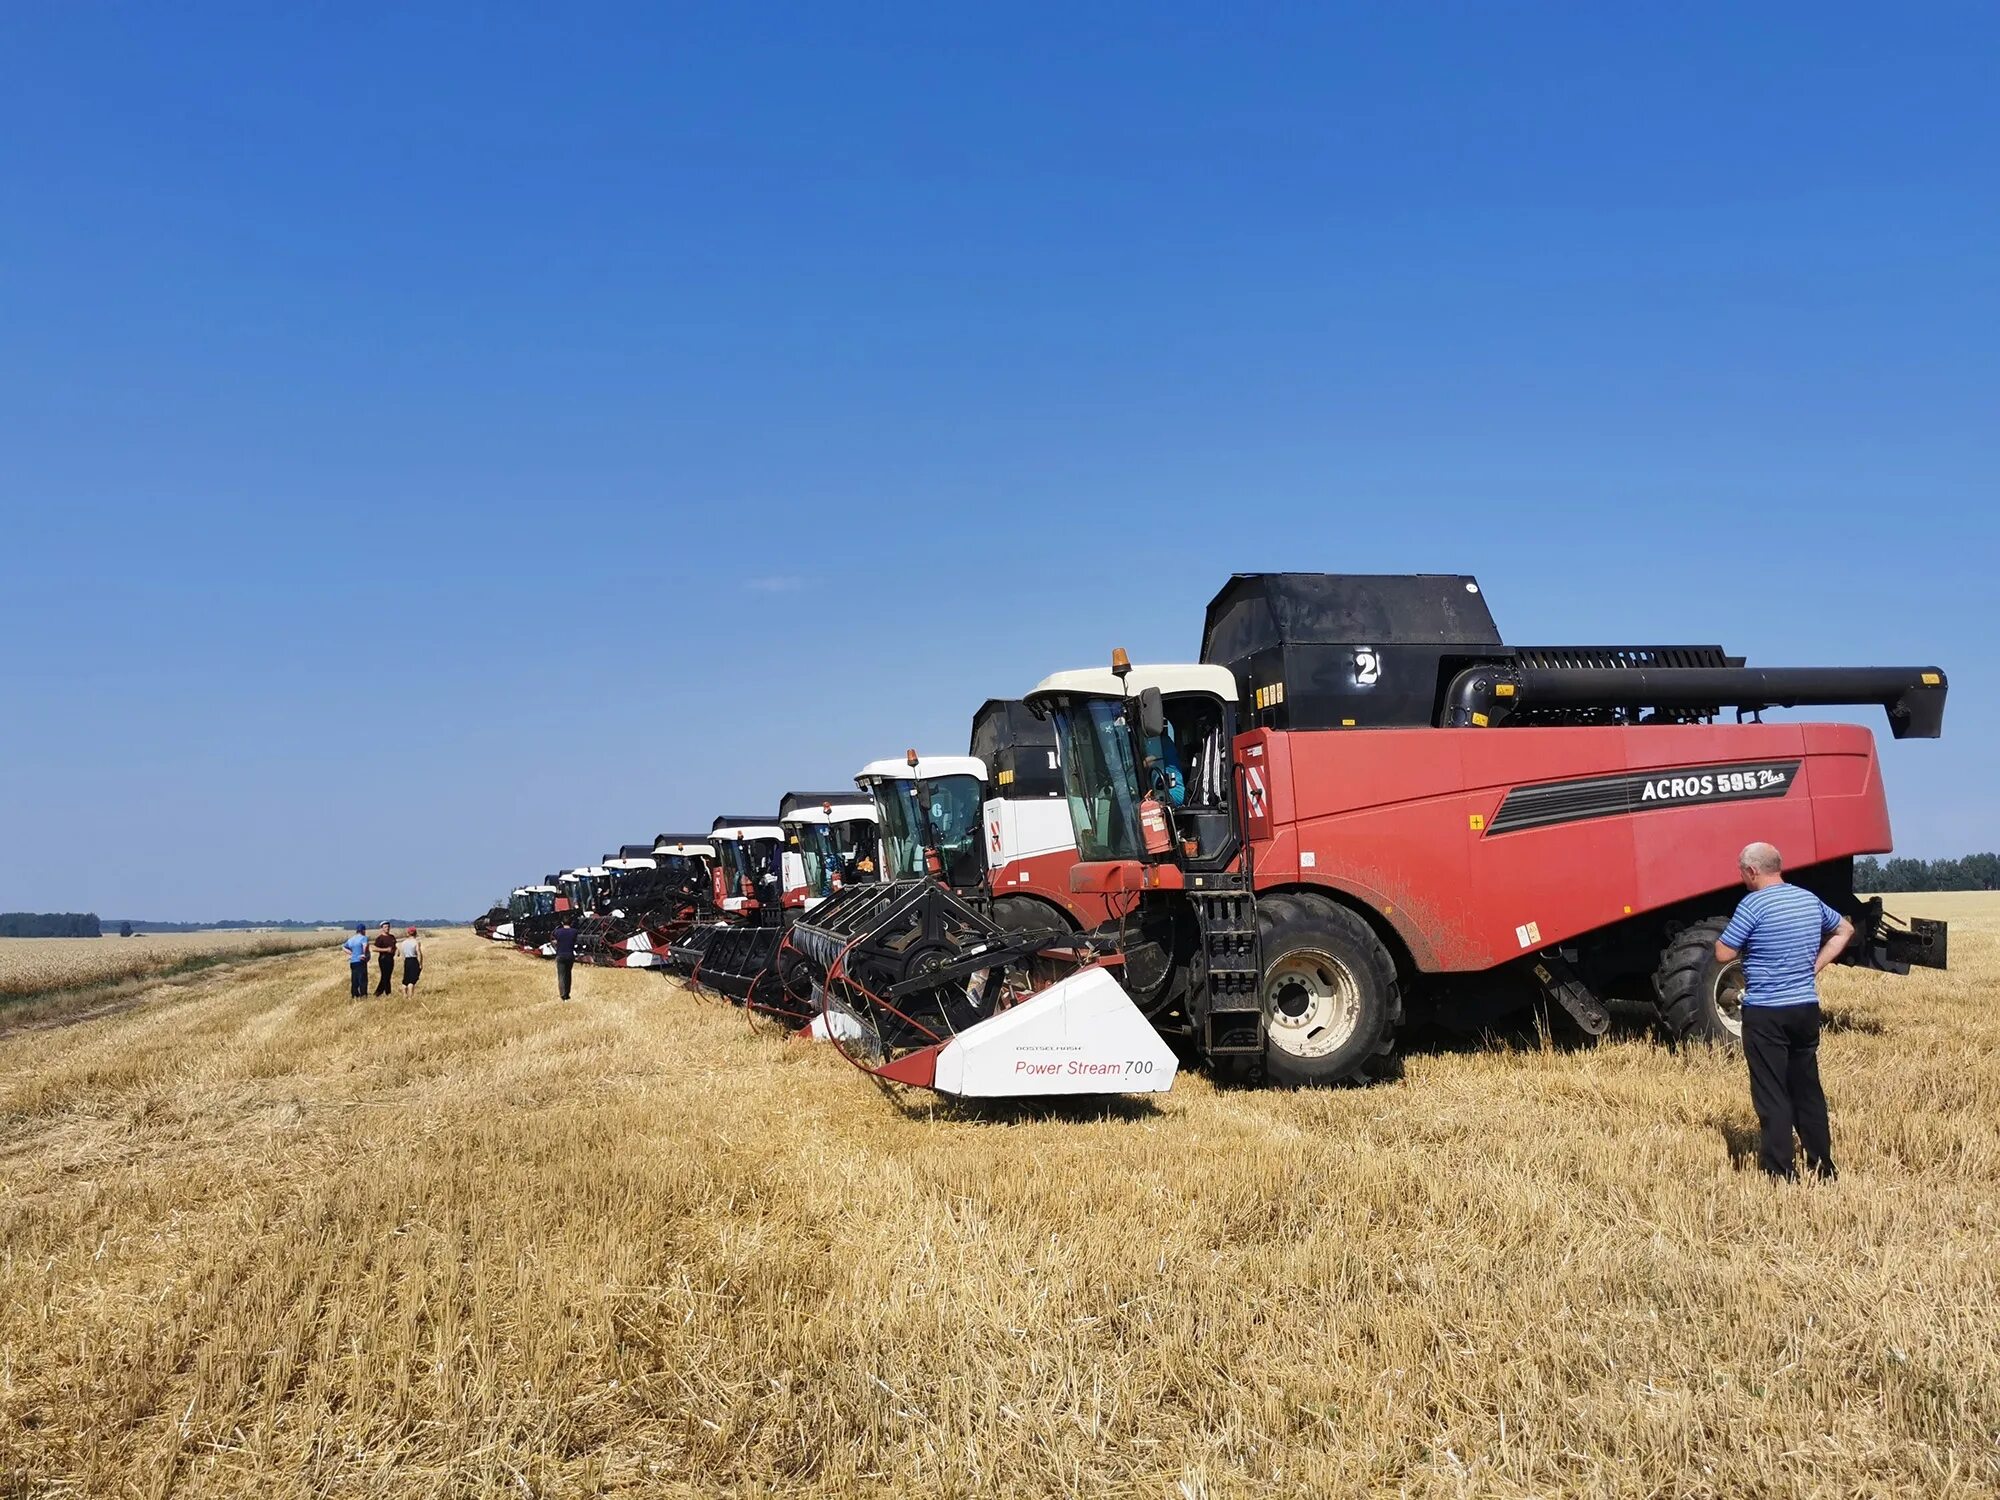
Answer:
[
  {"left": 1654, "top": 914, "right": 1745, "bottom": 1046},
  {"left": 1256, "top": 893, "right": 1400, "bottom": 1086},
  {"left": 989, "top": 896, "right": 1076, "bottom": 992}
]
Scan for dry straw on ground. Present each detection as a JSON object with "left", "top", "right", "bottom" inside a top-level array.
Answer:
[{"left": 1, "top": 895, "right": 1995, "bottom": 1497}]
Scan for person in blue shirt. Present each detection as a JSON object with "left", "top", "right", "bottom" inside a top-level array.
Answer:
[
  {"left": 1715, "top": 842, "right": 1854, "bottom": 1180},
  {"left": 341, "top": 924, "right": 369, "bottom": 998}
]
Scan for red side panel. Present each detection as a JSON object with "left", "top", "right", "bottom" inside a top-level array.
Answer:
[
  {"left": 1002, "top": 846, "right": 1114, "bottom": 926},
  {"left": 1275, "top": 729, "right": 1477, "bottom": 969},
  {"left": 1263, "top": 721, "right": 1896, "bottom": 974},
  {"left": 1803, "top": 722, "right": 1894, "bottom": 856}
]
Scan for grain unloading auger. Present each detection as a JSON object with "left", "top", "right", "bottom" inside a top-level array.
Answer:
[{"left": 786, "top": 749, "right": 1178, "bottom": 1098}]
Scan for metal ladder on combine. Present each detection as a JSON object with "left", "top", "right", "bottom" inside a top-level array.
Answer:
[{"left": 1192, "top": 883, "right": 1264, "bottom": 1057}]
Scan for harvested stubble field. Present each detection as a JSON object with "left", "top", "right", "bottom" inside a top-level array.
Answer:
[{"left": 1, "top": 898, "right": 1995, "bottom": 1498}]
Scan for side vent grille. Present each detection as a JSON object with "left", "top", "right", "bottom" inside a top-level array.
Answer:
[{"left": 1513, "top": 645, "right": 1740, "bottom": 671}]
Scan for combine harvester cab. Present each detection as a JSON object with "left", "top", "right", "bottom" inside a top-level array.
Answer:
[
  {"left": 778, "top": 791, "right": 881, "bottom": 911},
  {"left": 619, "top": 836, "right": 717, "bottom": 969},
  {"left": 787, "top": 747, "right": 1178, "bottom": 1099},
  {"left": 1026, "top": 572, "right": 1949, "bottom": 1087},
  {"left": 514, "top": 879, "right": 564, "bottom": 953},
  {"left": 969, "top": 698, "right": 1115, "bottom": 938},
  {"left": 675, "top": 813, "right": 791, "bottom": 1009}
]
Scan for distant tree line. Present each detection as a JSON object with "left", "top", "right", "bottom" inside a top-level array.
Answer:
[
  {"left": 1854, "top": 854, "right": 2000, "bottom": 893},
  {"left": 0, "top": 912, "right": 102, "bottom": 937}
]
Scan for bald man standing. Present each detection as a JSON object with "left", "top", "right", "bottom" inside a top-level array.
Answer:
[{"left": 1715, "top": 842, "right": 1854, "bottom": 1180}]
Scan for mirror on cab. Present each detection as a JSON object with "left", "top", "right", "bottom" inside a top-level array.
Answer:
[{"left": 1136, "top": 686, "right": 1166, "bottom": 740}]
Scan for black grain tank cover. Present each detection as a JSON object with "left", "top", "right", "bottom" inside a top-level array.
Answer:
[
  {"left": 969, "top": 698, "right": 1064, "bottom": 798},
  {"left": 778, "top": 790, "right": 873, "bottom": 819},
  {"left": 1202, "top": 574, "right": 1506, "bottom": 730},
  {"left": 617, "top": 844, "right": 655, "bottom": 861},
  {"left": 711, "top": 814, "right": 779, "bottom": 832},
  {"left": 653, "top": 833, "right": 710, "bottom": 849}
]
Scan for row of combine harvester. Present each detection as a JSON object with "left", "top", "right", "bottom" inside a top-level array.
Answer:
[{"left": 480, "top": 573, "right": 1951, "bottom": 1101}]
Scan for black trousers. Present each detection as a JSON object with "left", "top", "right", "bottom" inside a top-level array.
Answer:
[
  {"left": 349, "top": 960, "right": 368, "bottom": 997},
  {"left": 1743, "top": 1004, "right": 1835, "bottom": 1179},
  {"left": 375, "top": 954, "right": 394, "bottom": 995},
  {"left": 556, "top": 957, "right": 574, "bottom": 1000}
]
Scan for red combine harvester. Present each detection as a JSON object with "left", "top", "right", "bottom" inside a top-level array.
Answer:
[
  {"left": 1026, "top": 573, "right": 1948, "bottom": 1086},
  {"left": 578, "top": 844, "right": 680, "bottom": 965},
  {"left": 617, "top": 835, "right": 717, "bottom": 969},
  {"left": 513, "top": 874, "right": 568, "bottom": 953},
  {"left": 670, "top": 813, "right": 791, "bottom": 1008}
]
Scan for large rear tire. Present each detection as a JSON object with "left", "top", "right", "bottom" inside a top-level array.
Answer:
[
  {"left": 1257, "top": 893, "right": 1400, "bottom": 1086},
  {"left": 1654, "top": 914, "right": 1745, "bottom": 1046}
]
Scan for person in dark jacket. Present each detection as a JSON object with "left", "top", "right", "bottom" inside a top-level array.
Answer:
[
  {"left": 371, "top": 921, "right": 397, "bottom": 996},
  {"left": 552, "top": 917, "right": 577, "bottom": 1001}
]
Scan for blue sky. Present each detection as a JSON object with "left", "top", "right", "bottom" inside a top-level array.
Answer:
[{"left": 2, "top": 4, "right": 1994, "bottom": 919}]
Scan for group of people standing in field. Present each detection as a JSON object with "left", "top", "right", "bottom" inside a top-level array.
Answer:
[{"left": 341, "top": 921, "right": 424, "bottom": 997}]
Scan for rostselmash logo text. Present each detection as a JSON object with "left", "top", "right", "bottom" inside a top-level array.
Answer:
[{"left": 1639, "top": 767, "right": 1788, "bottom": 802}]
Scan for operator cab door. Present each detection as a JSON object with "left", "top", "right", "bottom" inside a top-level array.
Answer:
[{"left": 1154, "top": 693, "right": 1238, "bottom": 872}]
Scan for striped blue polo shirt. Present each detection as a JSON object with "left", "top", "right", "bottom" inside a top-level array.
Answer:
[{"left": 1719, "top": 883, "right": 1845, "bottom": 1007}]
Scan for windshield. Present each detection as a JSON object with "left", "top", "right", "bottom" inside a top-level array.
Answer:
[
  {"left": 876, "top": 775, "right": 983, "bottom": 886},
  {"left": 751, "top": 838, "right": 782, "bottom": 887},
  {"left": 832, "top": 819, "right": 880, "bottom": 883},
  {"left": 794, "top": 819, "right": 882, "bottom": 895},
  {"left": 531, "top": 890, "right": 555, "bottom": 917},
  {"left": 793, "top": 826, "right": 829, "bottom": 894},
  {"left": 655, "top": 854, "right": 701, "bottom": 890},
  {"left": 1051, "top": 697, "right": 1145, "bottom": 861},
  {"left": 716, "top": 841, "right": 751, "bottom": 892}
]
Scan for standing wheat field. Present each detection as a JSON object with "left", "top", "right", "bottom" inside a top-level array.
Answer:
[
  {"left": 0, "top": 896, "right": 1994, "bottom": 1497},
  {"left": 0, "top": 930, "right": 341, "bottom": 1003}
]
